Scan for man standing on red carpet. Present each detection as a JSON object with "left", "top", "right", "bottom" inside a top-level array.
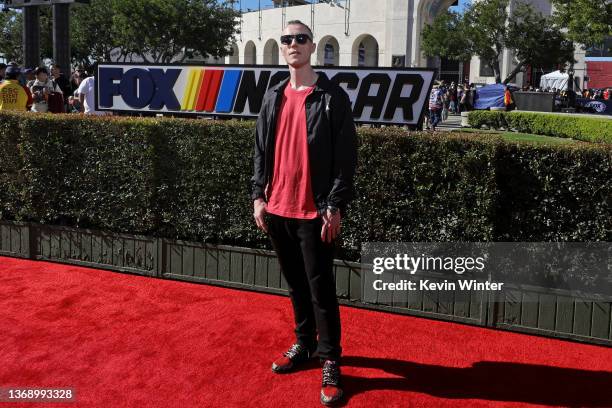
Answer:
[{"left": 251, "top": 20, "right": 357, "bottom": 406}]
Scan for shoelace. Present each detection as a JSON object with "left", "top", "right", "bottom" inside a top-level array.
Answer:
[
  {"left": 322, "top": 361, "right": 340, "bottom": 386},
  {"left": 283, "top": 344, "right": 305, "bottom": 360}
]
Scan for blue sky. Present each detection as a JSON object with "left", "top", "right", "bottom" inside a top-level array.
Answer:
[{"left": 234, "top": 0, "right": 470, "bottom": 13}]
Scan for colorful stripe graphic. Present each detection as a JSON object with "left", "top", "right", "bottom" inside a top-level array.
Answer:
[
  {"left": 215, "top": 70, "right": 242, "bottom": 113},
  {"left": 204, "top": 70, "right": 223, "bottom": 112},
  {"left": 196, "top": 70, "right": 215, "bottom": 111},
  {"left": 181, "top": 68, "right": 244, "bottom": 113},
  {"left": 181, "top": 69, "right": 198, "bottom": 110},
  {"left": 190, "top": 69, "right": 205, "bottom": 110},
  {"left": 195, "top": 70, "right": 212, "bottom": 112}
]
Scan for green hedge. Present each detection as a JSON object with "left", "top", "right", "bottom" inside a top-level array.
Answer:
[
  {"left": 493, "top": 143, "right": 611, "bottom": 240},
  {"left": 15, "top": 114, "right": 160, "bottom": 232},
  {"left": 468, "top": 110, "right": 612, "bottom": 143},
  {"left": 0, "top": 112, "right": 610, "bottom": 260},
  {"left": 0, "top": 113, "right": 23, "bottom": 218}
]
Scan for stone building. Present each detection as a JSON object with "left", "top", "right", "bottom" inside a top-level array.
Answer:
[{"left": 222, "top": 0, "right": 589, "bottom": 88}]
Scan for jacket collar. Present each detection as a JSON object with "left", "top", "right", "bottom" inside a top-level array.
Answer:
[{"left": 272, "top": 71, "right": 331, "bottom": 94}]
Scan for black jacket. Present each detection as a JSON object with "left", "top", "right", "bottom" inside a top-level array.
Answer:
[
  {"left": 52, "top": 74, "right": 72, "bottom": 97},
  {"left": 251, "top": 73, "right": 358, "bottom": 215}
]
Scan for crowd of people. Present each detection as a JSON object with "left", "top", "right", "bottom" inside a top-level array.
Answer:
[
  {"left": 519, "top": 84, "right": 611, "bottom": 101},
  {"left": 518, "top": 85, "right": 611, "bottom": 111},
  {"left": 582, "top": 87, "right": 610, "bottom": 100},
  {"left": 0, "top": 62, "right": 104, "bottom": 115},
  {"left": 523, "top": 85, "right": 582, "bottom": 104},
  {"left": 425, "top": 81, "right": 479, "bottom": 131}
]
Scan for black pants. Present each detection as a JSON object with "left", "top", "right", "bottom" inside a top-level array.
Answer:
[{"left": 267, "top": 213, "right": 341, "bottom": 361}]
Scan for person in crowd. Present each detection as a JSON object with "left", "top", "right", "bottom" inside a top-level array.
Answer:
[
  {"left": 423, "top": 102, "right": 431, "bottom": 130},
  {"left": 504, "top": 85, "right": 515, "bottom": 111},
  {"left": 439, "top": 80, "right": 447, "bottom": 95},
  {"left": 441, "top": 84, "right": 449, "bottom": 121},
  {"left": 251, "top": 19, "right": 357, "bottom": 406},
  {"left": 50, "top": 64, "right": 72, "bottom": 111},
  {"left": 69, "top": 70, "right": 87, "bottom": 113},
  {"left": 77, "top": 74, "right": 109, "bottom": 115},
  {"left": 23, "top": 68, "right": 36, "bottom": 87},
  {"left": 50, "top": 64, "right": 71, "bottom": 95},
  {"left": 428, "top": 83, "right": 443, "bottom": 131},
  {"left": 70, "top": 70, "right": 85, "bottom": 92},
  {"left": 0, "top": 65, "right": 33, "bottom": 111},
  {"left": 29, "top": 67, "right": 63, "bottom": 113},
  {"left": 0, "top": 63, "right": 6, "bottom": 82},
  {"left": 448, "top": 82, "right": 458, "bottom": 114},
  {"left": 460, "top": 83, "right": 473, "bottom": 112},
  {"left": 456, "top": 85, "right": 464, "bottom": 114},
  {"left": 469, "top": 83, "right": 477, "bottom": 109},
  {"left": 77, "top": 73, "right": 113, "bottom": 116}
]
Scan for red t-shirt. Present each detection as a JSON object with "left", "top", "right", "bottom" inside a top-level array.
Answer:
[{"left": 266, "top": 84, "right": 318, "bottom": 219}]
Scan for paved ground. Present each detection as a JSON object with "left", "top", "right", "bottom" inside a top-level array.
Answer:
[{"left": 426, "top": 113, "right": 463, "bottom": 131}]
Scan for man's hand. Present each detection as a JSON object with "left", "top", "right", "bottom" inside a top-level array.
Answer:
[
  {"left": 253, "top": 198, "right": 268, "bottom": 233},
  {"left": 321, "top": 208, "right": 341, "bottom": 243}
]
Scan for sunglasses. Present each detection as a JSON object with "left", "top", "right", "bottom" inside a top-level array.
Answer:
[{"left": 280, "top": 34, "right": 312, "bottom": 45}]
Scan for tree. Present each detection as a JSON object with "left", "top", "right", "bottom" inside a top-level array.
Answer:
[
  {"left": 550, "top": 0, "right": 612, "bottom": 51},
  {"left": 421, "top": 0, "right": 573, "bottom": 84},
  {"left": 549, "top": 0, "right": 611, "bottom": 106},
  {"left": 0, "top": 7, "right": 53, "bottom": 66},
  {"left": 420, "top": 11, "right": 472, "bottom": 63},
  {"left": 461, "top": 0, "right": 509, "bottom": 83},
  {"left": 70, "top": 0, "right": 117, "bottom": 71},
  {"left": 1, "top": 0, "right": 239, "bottom": 69},
  {"left": 504, "top": 3, "right": 574, "bottom": 84},
  {"left": 111, "top": 0, "right": 240, "bottom": 63},
  {"left": 0, "top": 9, "right": 23, "bottom": 64}
]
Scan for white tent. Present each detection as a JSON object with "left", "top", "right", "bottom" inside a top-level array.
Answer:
[
  {"left": 539, "top": 70, "right": 582, "bottom": 91},
  {"left": 539, "top": 70, "right": 569, "bottom": 90}
]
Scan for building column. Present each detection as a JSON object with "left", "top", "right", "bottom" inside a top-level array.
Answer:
[
  {"left": 23, "top": 6, "right": 40, "bottom": 68},
  {"left": 405, "top": 0, "right": 414, "bottom": 67},
  {"left": 410, "top": 0, "right": 425, "bottom": 67},
  {"left": 384, "top": 0, "right": 410, "bottom": 67},
  {"left": 53, "top": 3, "right": 71, "bottom": 76}
]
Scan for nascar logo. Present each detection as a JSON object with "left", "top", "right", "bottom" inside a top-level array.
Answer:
[
  {"left": 584, "top": 101, "right": 606, "bottom": 113},
  {"left": 182, "top": 68, "right": 229, "bottom": 112},
  {"left": 97, "top": 64, "right": 436, "bottom": 125}
]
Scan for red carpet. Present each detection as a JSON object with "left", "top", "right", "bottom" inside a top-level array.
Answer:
[{"left": 1, "top": 256, "right": 611, "bottom": 408}]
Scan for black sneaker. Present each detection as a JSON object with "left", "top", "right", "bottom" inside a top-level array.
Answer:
[
  {"left": 271, "top": 343, "right": 312, "bottom": 373},
  {"left": 320, "top": 360, "right": 343, "bottom": 406}
]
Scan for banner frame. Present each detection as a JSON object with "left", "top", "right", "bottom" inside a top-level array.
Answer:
[{"left": 94, "top": 62, "right": 438, "bottom": 129}]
